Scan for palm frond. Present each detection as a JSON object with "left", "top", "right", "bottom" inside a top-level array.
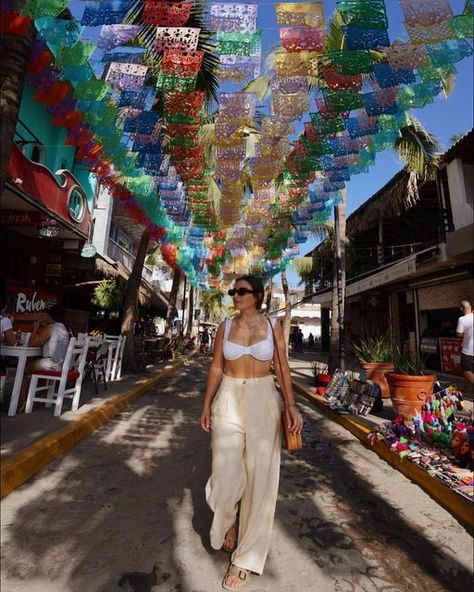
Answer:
[
  {"left": 311, "top": 220, "right": 334, "bottom": 241},
  {"left": 200, "top": 287, "right": 226, "bottom": 322},
  {"left": 245, "top": 129, "right": 261, "bottom": 159},
  {"left": 325, "top": 10, "right": 348, "bottom": 51},
  {"left": 292, "top": 256, "right": 314, "bottom": 277},
  {"left": 264, "top": 45, "right": 286, "bottom": 71},
  {"left": 395, "top": 115, "right": 441, "bottom": 179},
  {"left": 145, "top": 245, "right": 162, "bottom": 267},
  {"left": 274, "top": 171, "right": 286, "bottom": 195},
  {"left": 242, "top": 75, "right": 271, "bottom": 101},
  {"left": 441, "top": 74, "right": 456, "bottom": 97},
  {"left": 125, "top": 0, "right": 220, "bottom": 101}
]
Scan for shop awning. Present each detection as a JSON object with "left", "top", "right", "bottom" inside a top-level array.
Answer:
[
  {"left": 345, "top": 255, "right": 417, "bottom": 297},
  {"left": 310, "top": 255, "right": 418, "bottom": 306},
  {"left": 3, "top": 181, "right": 89, "bottom": 242}
]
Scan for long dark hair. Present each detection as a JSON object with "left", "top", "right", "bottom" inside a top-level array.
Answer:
[
  {"left": 234, "top": 275, "right": 265, "bottom": 310},
  {"left": 47, "top": 304, "right": 65, "bottom": 323}
]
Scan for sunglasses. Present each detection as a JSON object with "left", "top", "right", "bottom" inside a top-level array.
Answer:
[{"left": 228, "top": 288, "right": 256, "bottom": 297}]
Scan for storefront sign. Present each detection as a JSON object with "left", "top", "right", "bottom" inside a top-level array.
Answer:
[
  {"left": 5, "top": 283, "right": 57, "bottom": 316},
  {"left": 346, "top": 255, "right": 417, "bottom": 298},
  {"left": 16, "top": 291, "right": 48, "bottom": 313},
  {"left": 310, "top": 256, "right": 418, "bottom": 307},
  {"left": 80, "top": 243, "right": 97, "bottom": 257},
  {"left": 439, "top": 337, "right": 463, "bottom": 376},
  {"left": 0, "top": 210, "right": 43, "bottom": 225}
]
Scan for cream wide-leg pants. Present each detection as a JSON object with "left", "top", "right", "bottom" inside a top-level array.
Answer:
[{"left": 205, "top": 374, "right": 281, "bottom": 575}]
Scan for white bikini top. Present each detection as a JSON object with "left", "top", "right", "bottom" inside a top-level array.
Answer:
[{"left": 223, "top": 318, "right": 276, "bottom": 361}]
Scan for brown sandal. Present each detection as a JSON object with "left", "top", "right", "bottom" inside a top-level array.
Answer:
[
  {"left": 222, "top": 564, "right": 250, "bottom": 591},
  {"left": 222, "top": 524, "right": 237, "bottom": 553}
]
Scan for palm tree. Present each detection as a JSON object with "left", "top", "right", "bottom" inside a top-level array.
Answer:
[
  {"left": 0, "top": 1, "right": 36, "bottom": 191},
  {"left": 186, "top": 284, "right": 195, "bottom": 337},
  {"left": 292, "top": 257, "right": 314, "bottom": 295},
  {"left": 264, "top": 277, "right": 273, "bottom": 316},
  {"left": 179, "top": 276, "right": 188, "bottom": 337},
  {"left": 245, "top": 6, "right": 443, "bottom": 190},
  {"left": 450, "top": 132, "right": 465, "bottom": 144},
  {"left": 280, "top": 268, "right": 292, "bottom": 353},
  {"left": 200, "top": 288, "right": 225, "bottom": 323},
  {"left": 328, "top": 194, "right": 347, "bottom": 372},
  {"left": 165, "top": 268, "right": 182, "bottom": 336},
  {"left": 224, "top": 303, "right": 240, "bottom": 320},
  {"left": 145, "top": 243, "right": 186, "bottom": 339},
  {"left": 121, "top": 228, "right": 150, "bottom": 370}
]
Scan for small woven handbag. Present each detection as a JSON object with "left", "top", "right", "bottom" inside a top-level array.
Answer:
[{"left": 268, "top": 319, "right": 303, "bottom": 451}]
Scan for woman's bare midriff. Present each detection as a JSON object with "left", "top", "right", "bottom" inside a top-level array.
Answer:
[{"left": 224, "top": 355, "right": 272, "bottom": 379}]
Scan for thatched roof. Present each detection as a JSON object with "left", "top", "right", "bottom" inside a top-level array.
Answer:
[
  {"left": 346, "top": 128, "right": 474, "bottom": 238},
  {"left": 306, "top": 128, "right": 474, "bottom": 258},
  {"left": 346, "top": 170, "right": 419, "bottom": 238},
  {"left": 95, "top": 256, "right": 124, "bottom": 279},
  {"left": 441, "top": 128, "right": 474, "bottom": 163},
  {"left": 95, "top": 257, "right": 168, "bottom": 311}
]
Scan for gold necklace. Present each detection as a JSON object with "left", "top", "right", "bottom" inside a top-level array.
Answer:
[{"left": 239, "top": 314, "right": 261, "bottom": 328}]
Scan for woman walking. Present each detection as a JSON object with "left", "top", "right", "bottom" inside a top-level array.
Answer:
[{"left": 200, "top": 275, "right": 303, "bottom": 590}]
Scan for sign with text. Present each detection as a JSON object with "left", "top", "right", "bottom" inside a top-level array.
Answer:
[
  {"left": 311, "top": 256, "right": 419, "bottom": 307},
  {"left": 6, "top": 282, "right": 58, "bottom": 318},
  {"left": 0, "top": 210, "right": 43, "bottom": 226},
  {"left": 346, "top": 255, "right": 417, "bottom": 298},
  {"left": 439, "top": 337, "right": 463, "bottom": 376}
]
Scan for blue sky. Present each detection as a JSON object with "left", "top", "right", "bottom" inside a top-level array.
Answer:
[{"left": 69, "top": 1, "right": 473, "bottom": 286}]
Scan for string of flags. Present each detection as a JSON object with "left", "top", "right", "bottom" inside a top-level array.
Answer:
[{"left": 1, "top": 0, "right": 472, "bottom": 288}]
